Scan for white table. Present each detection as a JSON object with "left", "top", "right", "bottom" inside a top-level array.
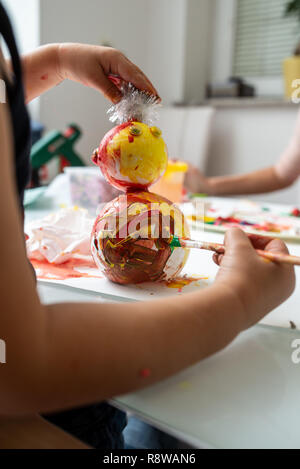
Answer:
[
  {"left": 38, "top": 282, "right": 300, "bottom": 449},
  {"left": 27, "top": 190, "right": 300, "bottom": 449}
]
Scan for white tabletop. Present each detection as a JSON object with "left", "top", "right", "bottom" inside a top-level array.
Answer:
[
  {"left": 28, "top": 185, "right": 300, "bottom": 449},
  {"left": 38, "top": 282, "right": 300, "bottom": 449}
]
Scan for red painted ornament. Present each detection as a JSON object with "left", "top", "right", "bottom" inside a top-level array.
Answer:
[{"left": 91, "top": 191, "right": 189, "bottom": 285}]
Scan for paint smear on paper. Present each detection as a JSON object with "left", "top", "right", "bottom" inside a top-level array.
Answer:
[
  {"left": 163, "top": 275, "right": 209, "bottom": 293},
  {"left": 178, "top": 381, "right": 193, "bottom": 390},
  {"left": 31, "top": 257, "right": 102, "bottom": 281}
]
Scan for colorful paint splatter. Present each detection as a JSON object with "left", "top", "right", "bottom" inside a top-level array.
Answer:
[
  {"left": 188, "top": 198, "right": 300, "bottom": 240},
  {"left": 164, "top": 275, "right": 209, "bottom": 293},
  {"left": 31, "top": 257, "right": 101, "bottom": 281}
]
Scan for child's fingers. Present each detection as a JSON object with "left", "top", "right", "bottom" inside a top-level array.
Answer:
[
  {"left": 117, "top": 56, "right": 159, "bottom": 98},
  {"left": 212, "top": 253, "right": 218, "bottom": 265},
  {"left": 92, "top": 68, "right": 123, "bottom": 103},
  {"left": 96, "top": 48, "right": 159, "bottom": 100},
  {"left": 247, "top": 233, "right": 274, "bottom": 251},
  {"left": 264, "top": 238, "right": 290, "bottom": 256},
  {"left": 107, "top": 74, "right": 123, "bottom": 89},
  {"left": 224, "top": 227, "right": 254, "bottom": 255},
  {"left": 108, "top": 71, "right": 159, "bottom": 101},
  {"left": 214, "top": 233, "right": 290, "bottom": 268},
  {"left": 213, "top": 252, "right": 223, "bottom": 266}
]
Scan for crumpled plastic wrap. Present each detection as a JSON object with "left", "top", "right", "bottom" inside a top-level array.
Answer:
[
  {"left": 26, "top": 207, "right": 94, "bottom": 264},
  {"left": 107, "top": 81, "right": 161, "bottom": 126}
]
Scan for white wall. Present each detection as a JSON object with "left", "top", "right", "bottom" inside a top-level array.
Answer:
[
  {"left": 2, "top": 0, "right": 40, "bottom": 119},
  {"left": 211, "top": 0, "right": 236, "bottom": 83},
  {"left": 207, "top": 105, "right": 300, "bottom": 204},
  {"left": 2, "top": 0, "right": 39, "bottom": 55},
  {"left": 183, "top": 0, "right": 214, "bottom": 103},
  {"left": 39, "top": 0, "right": 192, "bottom": 163},
  {"left": 145, "top": 0, "right": 187, "bottom": 105}
]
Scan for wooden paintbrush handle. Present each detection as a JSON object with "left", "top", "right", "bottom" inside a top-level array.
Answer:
[
  {"left": 179, "top": 238, "right": 300, "bottom": 267},
  {"left": 256, "top": 250, "right": 300, "bottom": 266}
]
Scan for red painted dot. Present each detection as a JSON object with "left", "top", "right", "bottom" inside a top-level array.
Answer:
[
  {"left": 40, "top": 74, "right": 48, "bottom": 80},
  {"left": 139, "top": 368, "right": 151, "bottom": 378},
  {"left": 292, "top": 208, "right": 300, "bottom": 217}
]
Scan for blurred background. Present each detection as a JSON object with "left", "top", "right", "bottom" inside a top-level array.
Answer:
[{"left": 3, "top": 0, "right": 300, "bottom": 204}]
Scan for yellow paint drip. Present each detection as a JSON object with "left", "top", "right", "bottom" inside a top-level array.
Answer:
[
  {"left": 188, "top": 215, "right": 216, "bottom": 224},
  {"left": 178, "top": 381, "right": 192, "bottom": 390},
  {"left": 165, "top": 276, "right": 209, "bottom": 290}
]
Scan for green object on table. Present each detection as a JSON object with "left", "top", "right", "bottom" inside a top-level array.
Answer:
[
  {"left": 30, "top": 124, "right": 85, "bottom": 170},
  {"left": 169, "top": 235, "right": 182, "bottom": 249}
]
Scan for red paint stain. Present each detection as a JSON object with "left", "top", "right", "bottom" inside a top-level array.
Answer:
[
  {"left": 31, "top": 258, "right": 102, "bottom": 281},
  {"left": 139, "top": 368, "right": 151, "bottom": 379},
  {"left": 40, "top": 74, "right": 48, "bottom": 80}
]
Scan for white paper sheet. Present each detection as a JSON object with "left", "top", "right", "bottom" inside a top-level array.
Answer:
[{"left": 36, "top": 246, "right": 217, "bottom": 301}]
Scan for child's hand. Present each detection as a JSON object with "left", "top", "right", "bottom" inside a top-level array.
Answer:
[
  {"left": 184, "top": 164, "right": 210, "bottom": 194},
  {"left": 57, "top": 43, "right": 159, "bottom": 103},
  {"left": 213, "top": 228, "right": 295, "bottom": 329}
]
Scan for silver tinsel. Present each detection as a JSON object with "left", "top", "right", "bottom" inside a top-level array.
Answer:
[{"left": 107, "top": 82, "right": 161, "bottom": 126}]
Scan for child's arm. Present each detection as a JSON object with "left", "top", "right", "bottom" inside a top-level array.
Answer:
[
  {"left": 12, "top": 43, "right": 158, "bottom": 103},
  {"left": 0, "top": 101, "right": 295, "bottom": 417},
  {"left": 185, "top": 165, "right": 289, "bottom": 196},
  {"left": 185, "top": 110, "right": 300, "bottom": 196}
]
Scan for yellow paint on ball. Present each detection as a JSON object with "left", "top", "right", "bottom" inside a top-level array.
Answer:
[{"left": 107, "top": 122, "right": 168, "bottom": 185}]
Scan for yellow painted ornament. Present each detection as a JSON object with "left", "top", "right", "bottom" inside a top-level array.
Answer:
[{"left": 92, "top": 121, "right": 168, "bottom": 192}]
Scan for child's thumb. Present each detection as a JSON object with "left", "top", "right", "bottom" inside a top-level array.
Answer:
[
  {"left": 93, "top": 73, "right": 123, "bottom": 103},
  {"left": 224, "top": 227, "right": 254, "bottom": 255}
]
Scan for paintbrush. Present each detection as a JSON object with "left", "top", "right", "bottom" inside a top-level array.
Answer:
[{"left": 170, "top": 235, "right": 300, "bottom": 267}]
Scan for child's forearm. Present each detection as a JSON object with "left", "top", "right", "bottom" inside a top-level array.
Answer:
[
  {"left": 16, "top": 42, "right": 158, "bottom": 104},
  {"left": 206, "top": 167, "right": 290, "bottom": 196},
  {"left": 2, "top": 285, "right": 243, "bottom": 416},
  {"left": 16, "top": 44, "right": 63, "bottom": 103}
]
